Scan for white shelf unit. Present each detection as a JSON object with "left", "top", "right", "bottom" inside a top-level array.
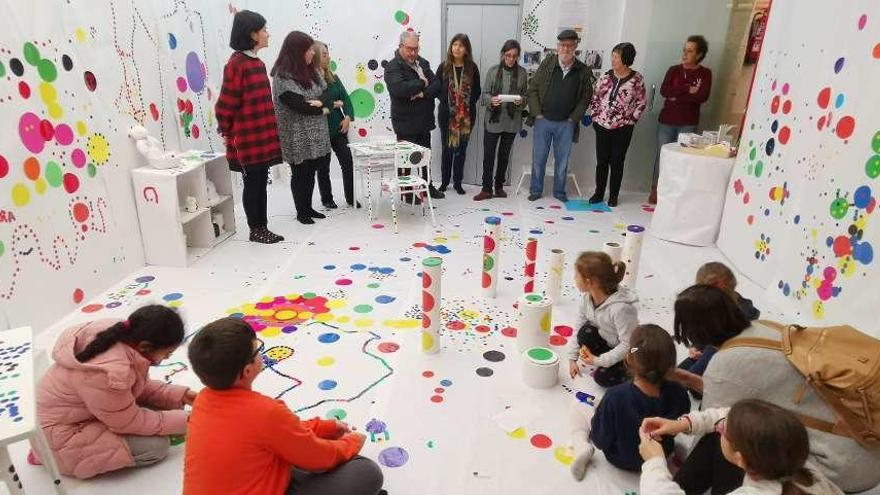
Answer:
[{"left": 131, "top": 154, "right": 237, "bottom": 266}]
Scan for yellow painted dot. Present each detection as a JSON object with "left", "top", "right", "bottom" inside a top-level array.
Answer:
[
  {"left": 383, "top": 319, "right": 419, "bottom": 329},
  {"left": 540, "top": 311, "right": 551, "bottom": 333},
  {"left": 554, "top": 446, "right": 575, "bottom": 465},
  {"left": 226, "top": 307, "right": 241, "bottom": 314},
  {"left": 812, "top": 300, "right": 824, "bottom": 319},
  {"left": 326, "top": 299, "right": 347, "bottom": 309},
  {"left": 261, "top": 327, "right": 282, "bottom": 337},
  {"left": 421, "top": 331, "right": 435, "bottom": 351},
  {"left": 336, "top": 315, "right": 351, "bottom": 323},
  {"left": 317, "top": 356, "right": 335, "bottom": 366},
  {"left": 460, "top": 309, "right": 480, "bottom": 319},
  {"left": 76, "top": 121, "right": 88, "bottom": 136},
  {"left": 450, "top": 234, "right": 460, "bottom": 240},
  {"left": 168, "top": 300, "right": 183, "bottom": 308},
  {"left": 614, "top": 223, "right": 626, "bottom": 230},
  {"left": 11, "top": 184, "right": 30, "bottom": 207},
  {"left": 433, "top": 237, "right": 447, "bottom": 243},
  {"left": 256, "top": 309, "right": 276, "bottom": 317},
  {"left": 34, "top": 178, "right": 47, "bottom": 194},
  {"left": 356, "top": 71, "right": 368, "bottom": 85},
  {"left": 507, "top": 427, "right": 527, "bottom": 439},
  {"left": 267, "top": 346, "right": 293, "bottom": 361},
  {"left": 285, "top": 293, "right": 301, "bottom": 300},
  {"left": 75, "top": 28, "right": 86, "bottom": 42},
  {"left": 275, "top": 310, "right": 297, "bottom": 321},
  {"left": 315, "top": 313, "right": 334, "bottom": 322},
  {"left": 39, "top": 82, "right": 57, "bottom": 103},
  {"left": 241, "top": 303, "right": 257, "bottom": 313},
  {"left": 354, "top": 318, "right": 374, "bottom": 328},
  {"left": 298, "top": 311, "right": 314, "bottom": 320},
  {"left": 48, "top": 103, "right": 64, "bottom": 119},
  {"left": 260, "top": 296, "right": 275, "bottom": 303}
]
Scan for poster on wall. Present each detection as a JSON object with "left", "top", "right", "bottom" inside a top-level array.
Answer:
[{"left": 717, "top": 2, "right": 879, "bottom": 334}]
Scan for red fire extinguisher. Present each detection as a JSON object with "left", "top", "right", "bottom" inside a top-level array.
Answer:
[{"left": 745, "top": 10, "right": 767, "bottom": 64}]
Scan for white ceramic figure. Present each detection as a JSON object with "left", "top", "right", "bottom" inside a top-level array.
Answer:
[
  {"left": 184, "top": 196, "right": 199, "bottom": 213},
  {"left": 128, "top": 125, "right": 181, "bottom": 169}
]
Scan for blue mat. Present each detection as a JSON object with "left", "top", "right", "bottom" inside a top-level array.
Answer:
[{"left": 564, "top": 199, "right": 612, "bottom": 212}]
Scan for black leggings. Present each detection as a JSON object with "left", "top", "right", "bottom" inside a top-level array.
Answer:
[
  {"left": 240, "top": 165, "right": 270, "bottom": 229},
  {"left": 674, "top": 433, "right": 745, "bottom": 495},
  {"left": 576, "top": 323, "right": 627, "bottom": 387},
  {"left": 317, "top": 134, "right": 355, "bottom": 205},
  {"left": 593, "top": 123, "right": 635, "bottom": 199},
  {"left": 482, "top": 131, "right": 516, "bottom": 192},
  {"left": 290, "top": 154, "right": 330, "bottom": 218}
]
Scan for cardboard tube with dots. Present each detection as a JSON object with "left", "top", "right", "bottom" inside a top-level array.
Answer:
[{"left": 421, "top": 257, "right": 442, "bottom": 354}]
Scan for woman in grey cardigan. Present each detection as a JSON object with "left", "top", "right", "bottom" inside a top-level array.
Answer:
[
  {"left": 473, "top": 40, "right": 528, "bottom": 201},
  {"left": 271, "top": 31, "right": 331, "bottom": 225}
]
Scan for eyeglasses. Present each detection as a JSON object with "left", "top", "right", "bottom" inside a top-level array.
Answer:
[
  {"left": 558, "top": 42, "right": 577, "bottom": 50},
  {"left": 714, "top": 417, "right": 727, "bottom": 438},
  {"left": 402, "top": 44, "right": 420, "bottom": 52},
  {"left": 251, "top": 339, "right": 265, "bottom": 361}
]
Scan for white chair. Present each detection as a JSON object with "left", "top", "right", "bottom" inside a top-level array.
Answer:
[
  {"left": 515, "top": 154, "right": 582, "bottom": 197},
  {"left": 0, "top": 327, "right": 66, "bottom": 494},
  {"left": 379, "top": 143, "right": 436, "bottom": 233}
]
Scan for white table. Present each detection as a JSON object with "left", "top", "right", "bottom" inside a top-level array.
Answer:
[
  {"left": 0, "top": 327, "right": 65, "bottom": 494},
  {"left": 650, "top": 143, "right": 736, "bottom": 246},
  {"left": 348, "top": 141, "right": 431, "bottom": 221}
]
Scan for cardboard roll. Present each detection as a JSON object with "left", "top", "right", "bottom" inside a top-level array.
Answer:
[{"left": 522, "top": 347, "right": 559, "bottom": 388}]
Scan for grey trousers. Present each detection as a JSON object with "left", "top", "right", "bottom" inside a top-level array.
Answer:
[
  {"left": 287, "top": 456, "right": 384, "bottom": 495},
  {"left": 124, "top": 435, "right": 170, "bottom": 467}
]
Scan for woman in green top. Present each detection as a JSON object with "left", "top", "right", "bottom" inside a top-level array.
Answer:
[
  {"left": 474, "top": 40, "right": 527, "bottom": 201},
  {"left": 316, "top": 42, "right": 356, "bottom": 208}
]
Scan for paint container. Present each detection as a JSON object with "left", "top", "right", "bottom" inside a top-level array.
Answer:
[
  {"left": 482, "top": 216, "right": 502, "bottom": 297},
  {"left": 523, "top": 237, "right": 538, "bottom": 293},
  {"left": 421, "top": 257, "right": 442, "bottom": 354},
  {"left": 517, "top": 292, "right": 553, "bottom": 353},
  {"left": 621, "top": 225, "right": 645, "bottom": 288},
  {"left": 602, "top": 241, "right": 622, "bottom": 264},
  {"left": 521, "top": 347, "right": 559, "bottom": 388},
  {"left": 544, "top": 248, "right": 565, "bottom": 303}
]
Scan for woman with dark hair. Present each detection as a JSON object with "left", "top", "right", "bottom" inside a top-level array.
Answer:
[
  {"left": 667, "top": 284, "right": 880, "bottom": 494},
  {"left": 215, "top": 10, "right": 284, "bottom": 244},
  {"left": 271, "top": 31, "right": 332, "bottom": 225},
  {"left": 650, "top": 35, "right": 712, "bottom": 204},
  {"left": 474, "top": 39, "right": 527, "bottom": 201},
  {"left": 437, "top": 33, "right": 481, "bottom": 195},
  {"left": 35, "top": 305, "right": 195, "bottom": 478},
  {"left": 316, "top": 42, "right": 357, "bottom": 209},
  {"left": 587, "top": 42, "right": 647, "bottom": 207}
]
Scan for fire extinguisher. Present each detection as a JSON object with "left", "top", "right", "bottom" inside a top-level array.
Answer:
[{"left": 745, "top": 10, "right": 767, "bottom": 64}]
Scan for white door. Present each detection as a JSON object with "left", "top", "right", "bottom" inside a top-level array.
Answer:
[{"left": 445, "top": 3, "right": 521, "bottom": 186}]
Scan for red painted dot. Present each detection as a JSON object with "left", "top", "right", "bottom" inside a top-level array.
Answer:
[
  {"left": 137, "top": 289, "right": 151, "bottom": 296},
  {"left": 446, "top": 321, "right": 466, "bottom": 330},
  {"left": 501, "top": 326, "right": 517, "bottom": 338},
  {"left": 72, "top": 288, "right": 84, "bottom": 303},
  {"left": 422, "top": 370, "right": 435, "bottom": 378},
  {"left": 378, "top": 342, "right": 400, "bottom": 353},
  {"left": 348, "top": 246, "right": 360, "bottom": 251},
  {"left": 434, "top": 387, "right": 445, "bottom": 393},
  {"left": 413, "top": 242, "right": 427, "bottom": 248},
  {"left": 0, "top": 155, "right": 8, "bottom": 179},
  {"left": 81, "top": 304, "right": 104, "bottom": 313},
  {"left": 63, "top": 173, "right": 80, "bottom": 193},
  {"left": 358, "top": 128, "right": 368, "bottom": 137},
  {"left": 553, "top": 325, "right": 573, "bottom": 337},
  {"left": 782, "top": 99, "right": 792, "bottom": 114},
  {"left": 72, "top": 202, "right": 89, "bottom": 222},
  {"left": 778, "top": 126, "right": 791, "bottom": 145},
  {"left": 835, "top": 116, "right": 856, "bottom": 139},
  {"left": 817, "top": 87, "right": 831, "bottom": 109},
  {"left": 430, "top": 395, "right": 444, "bottom": 403},
  {"left": 474, "top": 325, "right": 491, "bottom": 333},
  {"left": 549, "top": 335, "right": 568, "bottom": 346},
  {"left": 747, "top": 215, "right": 754, "bottom": 225},
  {"left": 530, "top": 434, "right": 552, "bottom": 449},
  {"left": 770, "top": 95, "right": 780, "bottom": 113}
]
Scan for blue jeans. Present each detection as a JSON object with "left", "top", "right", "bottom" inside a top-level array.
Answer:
[
  {"left": 530, "top": 118, "right": 575, "bottom": 198},
  {"left": 652, "top": 124, "right": 696, "bottom": 185}
]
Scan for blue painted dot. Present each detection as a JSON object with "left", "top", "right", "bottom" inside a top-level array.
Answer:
[
  {"left": 853, "top": 185, "right": 872, "bottom": 209},
  {"left": 763, "top": 209, "right": 770, "bottom": 216},
  {"left": 378, "top": 267, "right": 395, "bottom": 275},
  {"left": 529, "top": 229, "right": 543, "bottom": 235},
  {"left": 230, "top": 312, "right": 244, "bottom": 318},
  {"left": 435, "top": 245, "right": 451, "bottom": 254},
  {"left": 765, "top": 138, "right": 776, "bottom": 156},
  {"left": 318, "top": 380, "right": 338, "bottom": 390},
  {"left": 375, "top": 295, "right": 396, "bottom": 304},
  {"left": 510, "top": 227, "right": 520, "bottom": 232},
  {"left": 323, "top": 265, "right": 336, "bottom": 270},
  {"left": 794, "top": 215, "right": 800, "bottom": 224},
  {"left": 318, "top": 333, "right": 340, "bottom": 343},
  {"left": 282, "top": 325, "right": 298, "bottom": 334},
  {"left": 783, "top": 283, "right": 791, "bottom": 296},
  {"left": 834, "top": 57, "right": 844, "bottom": 74},
  {"left": 835, "top": 93, "right": 845, "bottom": 109},
  {"left": 536, "top": 206, "right": 545, "bottom": 210},
  {"left": 168, "top": 33, "right": 177, "bottom": 49},
  {"left": 853, "top": 242, "right": 874, "bottom": 264},
  {"left": 826, "top": 236, "right": 834, "bottom": 247},
  {"left": 771, "top": 120, "right": 779, "bottom": 133},
  {"left": 163, "top": 292, "right": 183, "bottom": 301},
  {"left": 440, "top": 379, "right": 452, "bottom": 387},
  {"left": 106, "top": 301, "right": 122, "bottom": 308},
  {"left": 519, "top": 129, "right": 528, "bottom": 138},
  {"left": 561, "top": 216, "right": 574, "bottom": 221},
  {"left": 351, "top": 264, "right": 367, "bottom": 270},
  {"left": 136, "top": 275, "right": 155, "bottom": 283},
  {"left": 581, "top": 114, "right": 592, "bottom": 126},
  {"left": 417, "top": 272, "right": 423, "bottom": 277},
  {"left": 400, "top": 257, "right": 411, "bottom": 262}
]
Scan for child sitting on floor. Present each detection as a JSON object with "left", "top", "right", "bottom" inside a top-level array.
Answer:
[
  {"left": 35, "top": 305, "right": 196, "bottom": 479},
  {"left": 639, "top": 399, "right": 843, "bottom": 494},
  {"left": 567, "top": 251, "right": 639, "bottom": 387},
  {"left": 570, "top": 324, "right": 690, "bottom": 480},
  {"left": 183, "top": 317, "right": 385, "bottom": 495}
]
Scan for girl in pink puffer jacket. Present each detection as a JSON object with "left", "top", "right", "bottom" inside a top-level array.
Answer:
[{"left": 35, "top": 305, "right": 197, "bottom": 479}]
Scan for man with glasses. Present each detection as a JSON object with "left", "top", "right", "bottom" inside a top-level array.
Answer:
[
  {"left": 526, "top": 30, "right": 593, "bottom": 202},
  {"left": 384, "top": 31, "right": 445, "bottom": 201}
]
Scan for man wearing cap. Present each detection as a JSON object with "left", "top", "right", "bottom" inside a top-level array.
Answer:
[{"left": 526, "top": 29, "right": 593, "bottom": 202}]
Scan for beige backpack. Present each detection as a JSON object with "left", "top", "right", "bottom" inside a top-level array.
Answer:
[{"left": 721, "top": 320, "right": 880, "bottom": 449}]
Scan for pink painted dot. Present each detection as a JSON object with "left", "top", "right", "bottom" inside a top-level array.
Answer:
[
  {"left": 823, "top": 266, "right": 837, "bottom": 281},
  {"left": 549, "top": 205, "right": 562, "bottom": 209},
  {"left": 372, "top": 223, "right": 385, "bottom": 229},
  {"left": 430, "top": 395, "right": 444, "bottom": 403},
  {"left": 137, "top": 289, "right": 151, "bottom": 296},
  {"left": 434, "top": 387, "right": 445, "bottom": 394},
  {"left": 858, "top": 14, "right": 867, "bottom": 30},
  {"left": 378, "top": 342, "right": 400, "bottom": 353},
  {"left": 335, "top": 278, "right": 353, "bottom": 286},
  {"left": 530, "top": 434, "right": 552, "bottom": 449},
  {"left": 176, "top": 77, "right": 188, "bottom": 92},
  {"left": 54, "top": 124, "right": 74, "bottom": 146},
  {"left": 549, "top": 335, "right": 568, "bottom": 346},
  {"left": 71, "top": 149, "right": 86, "bottom": 168},
  {"left": 19, "top": 112, "right": 45, "bottom": 154},
  {"left": 349, "top": 246, "right": 360, "bottom": 251},
  {"left": 63, "top": 173, "right": 80, "bottom": 193},
  {"left": 553, "top": 325, "right": 573, "bottom": 337},
  {"left": 446, "top": 321, "right": 466, "bottom": 330},
  {"left": 782, "top": 83, "right": 790, "bottom": 95},
  {"left": 501, "top": 211, "right": 515, "bottom": 216},
  {"left": 192, "top": 125, "right": 200, "bottom": 139},
  {"left": 81, "top": 304, "right": 104, "bottom": 313},
  {"left": 72, "top": 288, "right": 84, "bottom": 303},
  {"left": 501, "top": 326, "right": 517, "bottom": 338},
  {"left": 474, "top": 325, "right": 491, "bottom": 333},
  {"left": 422, "top": 370, "right": 435, "bottom": 378}
]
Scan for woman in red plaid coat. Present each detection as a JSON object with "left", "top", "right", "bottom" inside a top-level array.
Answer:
[{"left": 215, "top": 11, "right": 284, "bottom": 244}]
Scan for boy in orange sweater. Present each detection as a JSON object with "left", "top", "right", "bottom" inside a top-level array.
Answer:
[{"left": 184, "top": 317, "right": 385, "bottom": 495}]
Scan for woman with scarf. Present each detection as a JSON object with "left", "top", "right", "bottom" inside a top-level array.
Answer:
[
  {"left": 474, "top": 39, "right": 527, "bottom": 201},
  {"left": 437, "top": 33, "right": 481, "bottom": 195}
]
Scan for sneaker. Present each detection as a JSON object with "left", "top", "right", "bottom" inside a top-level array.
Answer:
[
  {"left": 554, "top": 194, "right": 569, "bottom": 203},
  {"left": 250, "top": 228, "right": 281, "bottom": 243},
  {"left": 308, "top": 210, "right": 326, "bottom": 219},
  {"left": 473, "top": 190, "right": 493, "bottom": 201},
  {"left": 608, "top": 197, "right": 618, "bottom": 207},
  {"left": 323, "top": 201, "right": 338, "bottom": 209},
  {"left": 296, "top": 216, "right": 315, "bottom": 225},
  {"left": 438, "top": 184, "right": 448, "bottom": 193},
  {"left": 588, "top": 192, "right": 604, "bottom": 204},
  {"left": 454, "top": 184, "right": 466, "bottom": 195},
  {"left": 527, "top": 194, "right": 541, "bottom": 201},
  {"left": 494, "top": 188, "right": 508, "bottom": 198},
  {"left": 264, "top": 229, "right": 284, "bottom": 242},
  {"left": 429, "top": 186, "right": 445, "bottom": 199}
]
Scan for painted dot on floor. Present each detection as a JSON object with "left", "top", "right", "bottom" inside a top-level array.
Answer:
[
  {"left": 561, "top": 216, "right": 574, "bottom": 221},
  {"left": 137, "top": 289, "right": 151, "bottom": 296},
  {"left": 378, "top": 342, "right": 400, "bottom": 353},
  {"left": 353, "top": 304, "right": 373, "bottom": 314},
  {"left": 317, "top": 356, "right": 336, "bottom": 366},
  {"left": 106, "top": 301, "right": 123, "bottom": 309},
  {"left": 483, "top": 350, "right": 506, "bottom": 362},
  {"left": 508, "top": 427, "right": 527, "bottom": 439},
  {"left": 351, "top": 263, "right": 367, "bottom": 270},
  {"left": 336, "top": 279, "right": 353, "bottom": 286},
  {"left": 282, "top": 325, "right": 298, "bottom": 334},
  {"left": 81, "top": 304, "right": 104, "bottom": 313},
  {"left": 501, "top": 327, "right": 517, "bottom": 338},
  {"left": 440, "top": 379, "right": 452, "bottom": 387},
  {"left": 474, "top": 325, "right": 491, "bottom": 333},
  {"left": 375, "top": 295, "right": 395, "bottom": 304},
  {"left": 318, "top": 332, "right": 340, "bottom": 343},
  {"left": 426, "top": 440, "right": 435, "bottom": 448},
  {"left": 501, "top": 211, "right": 515, "bottom": 216},
  {"left": 349, "top": 246, "right": 360, "bottom": 251},
  {"left": 530, "top": 434, "right": 552, "bottom": 449},
  {"left": 529, "top": 229, "right": 543, "bottom": 235},
  {"left": 549, "top": 335, "right": 568, "bottom": 346},
  {"left": 318, "top": 379, "right": 338, "bottom": 390},
  {"left": 72, "top": 288, "right": 84, "bottom": 303},
  {"left": 447, "top": 321, "right": 466, "bottom": 330},
  {"left": 367, "top": 282, "right": 381, "bottom": 289},
  {"left": 476, "top": 367, "right": 494, "bottom": 377},
  {"left": 434, "top": 387, "right": 445, "bottom": 393},
  {"left": 326, "top": 408, "right": 347, "bottom": 420},
  {"left": 400, "top": 257, "right": 411, "bottom": 262},
  {"left": 378, "top": 447, "right": 410, "bottom": 468},
  {"left": 422, "top": 370, "right": 435, "bottom": 378},
  {"left": 163, "top": 292, "right": 183, "bottom": 301},
  {"left": 323, "top": 265, "right": 336, "bottom": 270},
  {"left": 135, "top": 275, "right": 155, "bottom": 283},
  {"left": 275, "top": 310, "right": 297, "bottom": 321},
  {"left": 554, "top": 446, "right": 575, "bottom": 465},
  {"left": 554, "top": 325, "right": 573, "bottom": 337},
  {"left": 430, "top": 395, "right": 444, "bottom": 403},
  {"left": 372, "top": 224, "right": 385, "bottom": 229}
]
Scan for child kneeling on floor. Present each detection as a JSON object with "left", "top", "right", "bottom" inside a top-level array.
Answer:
[
  {"left": 639, "top": 399, "right": 843, "bottom": 494},
  {"left": 570, "top": 324, "right": 690, "bottom": 480},
  {"left": 183, "top": 317, "right": 385, "bottom": 495},
  {"left": 35, "top": 305, "right": 196, "bottom": 479},
  {"left": 568, "top": 251, "right": 639, "bottom": 387}
]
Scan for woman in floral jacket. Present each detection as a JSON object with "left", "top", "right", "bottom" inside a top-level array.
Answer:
[{"left": 588, "top": 42, "right": 647, "bottom": 207}]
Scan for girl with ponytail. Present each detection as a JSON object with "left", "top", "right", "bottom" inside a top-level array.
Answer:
[
  {"left": 35, "top": 304, "right": 197, "bottom": 479},
  {"left": 569, "top": 324, "right": 691, "bottom": 481}
]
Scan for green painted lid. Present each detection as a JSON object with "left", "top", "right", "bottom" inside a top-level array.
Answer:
[
  {"left": 526, "top": 347, "right": 557, "bottom": 364},
  {"left": 422, "top": 257, "right": 443, "bottom": 267},
  {"left": 524, "top": 293, "right": 544, "bottom": 303}
]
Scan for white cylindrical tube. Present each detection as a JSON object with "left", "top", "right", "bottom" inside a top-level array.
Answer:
[
  {"left": 517, "top": 292, "right": 553, "bottom": 353},
  {"left": 421, "top": 257, "right": 442, "bottom": 354},
  {"left": 544, "top": 248, "right": 565, "bottom": 303},
  {"left": 621, "top": 225, "right": 646, "bottom": 288},
  {"left": 524, "top": 237, "right": 538, "bottom": 293},
  {"left": 482, "top": 216, "right": 501, "bottom": 297},
  {"left": 603, "top": 241, "right": 622, "bottom": 264}
]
